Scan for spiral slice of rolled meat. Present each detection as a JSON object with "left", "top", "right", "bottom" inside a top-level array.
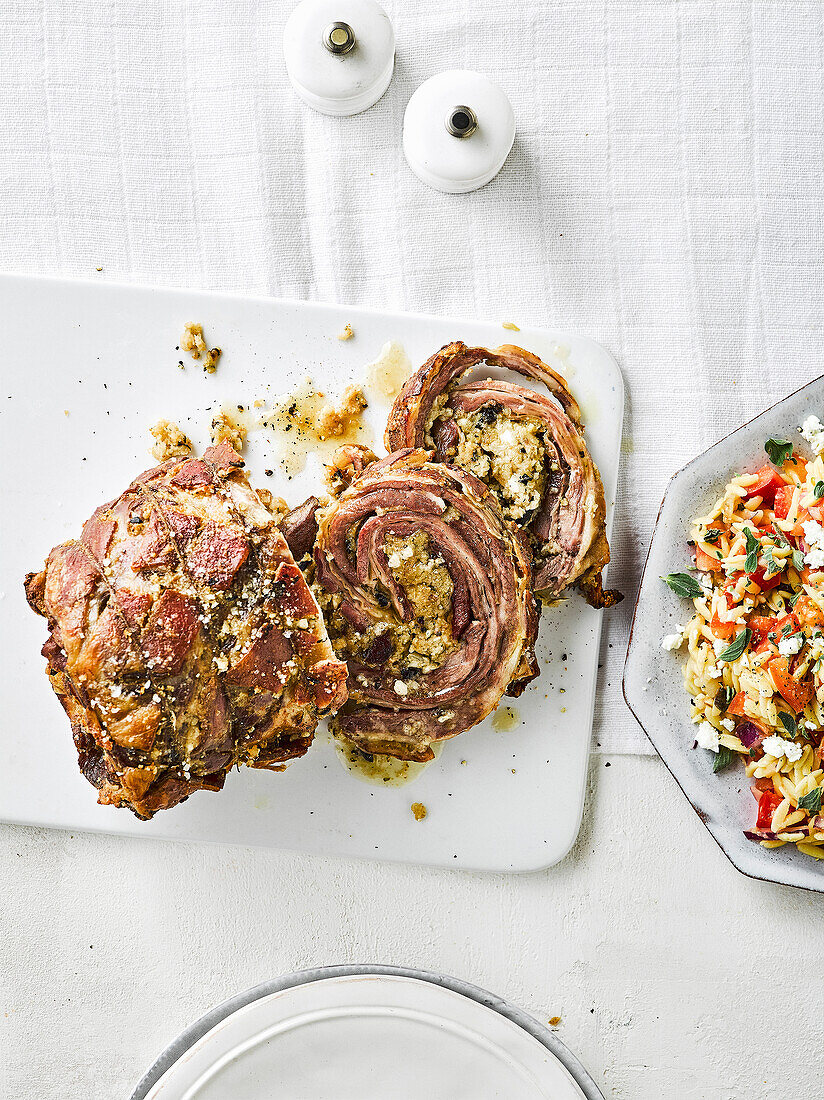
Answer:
[
  {"left": 385, "top": 342, "right": 621, "bottom": 608},
  {"left": 312, "top": 448, "right": 540, "bottom": 761},
  {"left": 24, "top": 442, "right": 347, "bottom": 818}
]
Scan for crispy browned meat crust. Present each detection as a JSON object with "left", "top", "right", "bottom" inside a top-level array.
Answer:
[
  {"left": 313, "top": 448, "right": 540, "bottom": 761},
  {"left": 25, "top": 442, "right": 347, "bottom": 818},
  {"left": 385, "top": 341, "right": 621, "bottom": 608}
]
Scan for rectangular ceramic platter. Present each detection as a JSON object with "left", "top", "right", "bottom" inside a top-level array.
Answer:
[{"left": 0, "top": 275, "right": 623, "bottom": 871}]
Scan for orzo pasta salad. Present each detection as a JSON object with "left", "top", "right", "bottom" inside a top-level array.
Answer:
[{"left": 663, "top": 422, "right": 824, "bottom": 860}]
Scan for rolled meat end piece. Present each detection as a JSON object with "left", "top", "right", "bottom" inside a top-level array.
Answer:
[
  {"left": 312, "top": 447, "right": 540, "bottom": 761},
  {"left": 385, "top": 341, "right": 621, "bottom": 608},
  {"left": 24, "top": 441, "right": 348, "bottom": 819}
]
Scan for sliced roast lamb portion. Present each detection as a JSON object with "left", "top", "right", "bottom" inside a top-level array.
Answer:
[
  {"left": 25, "top": 441, "right": 348, "bottom": 819},
  {"left": 312, "top": 447, "right": 540, "bottom": 761},
  {"left": 385, "top": 341, "right": 621, "bottom": 608}
]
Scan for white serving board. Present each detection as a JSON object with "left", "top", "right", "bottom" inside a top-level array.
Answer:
[{"left": 0, "top": 275, "right": 623, "bottom": 871}]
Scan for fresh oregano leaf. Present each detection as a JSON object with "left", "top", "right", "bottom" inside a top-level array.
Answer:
[
  {"left": 765, "top": 438, "right": 793, "bottom": 465},
  {"left": 663, "top": 573, "right": 703, "bottom": 599},
  {"left": 799, "top": 787, "right": 822, "bottom": 814},
  {"left": 713, "top": 744, "right": 735, "bottom": 773},
  {"left": 718, "top": 629, "right": 751, "bottom": 663},
  {"left": 704, "top": 528, "right": 721, "bottom": 544},
  {"left": 743, "top": 528, "right": 760, "bottom": 574},
  {"left": 778, "top": 711, "right": 797, "bottom": 736}
]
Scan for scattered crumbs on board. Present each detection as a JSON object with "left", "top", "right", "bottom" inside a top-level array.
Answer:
[
  {"left": 502, "top": 321, "right": 520, "bottom": 331},
  {"left": 411, "top": 802, "right": 427, "bottom": 821},
  {"left": 210, "top": 409, "right": 248, "bottom": 452},
  {"left": 337, "top": 323, "right": 354, "bottom": 341},
  {"left": 548, "top": 1016, "right": 562, "bottom": 1028},
  {"left": 150, "top": 419, "right": 193, "bottom": 461},
  {"left": 181, "top": 322, "right": 221, "bottom": 373},
  {"left": 364, "top": 340, "right": 413, "bottom": 402}
]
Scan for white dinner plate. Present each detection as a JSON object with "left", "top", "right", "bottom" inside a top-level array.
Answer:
[
  {"left": 131, "top": 967, "right": 604, "bottom": 1100},
  {"left": 0, "top": 274, "right": 623, "bottom": 871}
]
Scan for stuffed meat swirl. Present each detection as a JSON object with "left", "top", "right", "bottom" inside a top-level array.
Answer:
[
  {"left": 385, "top": 341, "right": 620, "bottom": 608},
  {"left": 312, "top": 448, "right": 540, "bottom": 760}
]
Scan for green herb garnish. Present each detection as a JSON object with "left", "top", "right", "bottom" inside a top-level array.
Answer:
[
  {"left": 793, "top": 549, "right": 806, "bottom": 571},
  {"left": 815, "top": 482, "right": 824, "bottom": 500},
  {"left": 765, "top": 438, "right": 793, "bottom": 465},
  {"left": 763, "top": 549, "right": 783, "bottom": 577},
  {"left": 778, "top": 711, "right": 797, "bottom": 736},
  {"left": 663, "top": 573, "right": 703, "bottom": 599},
  {"left": 713, "top": 744, "right": 736, "bottom": 773},
  {"left": 704, "top": 528, "right": 721, "bottom": 544},
  {"left": 718, "top": 629, "right": 751, "bottom": 663},
  {"left": 743, "top": 527, "right": 760, "bottom": 574},
  {"left": 771, "top": 524, "right": 791, "bottom": 548},
  {"left": 799, "top": 787, "right": 822, "bottom": 814}
]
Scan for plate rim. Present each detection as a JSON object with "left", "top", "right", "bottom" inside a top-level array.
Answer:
[
  {"left": 129, "top": 964, "right": 605, "bottom": 1100},
  {"left": 622, "top": 371, "right": 824, "bottom": 894}
]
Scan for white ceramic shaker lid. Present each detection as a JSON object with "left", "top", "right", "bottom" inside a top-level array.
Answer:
[
  {"left": 284, "top": 0, "right": 395, "bottom": 116},
  {"left": 403, "top": 70, "right": 515, "bottom": 193}
]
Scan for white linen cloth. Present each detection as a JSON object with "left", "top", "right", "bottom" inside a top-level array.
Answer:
[{"left": 3, "top": 0, "right": 824, "bottom": 753}]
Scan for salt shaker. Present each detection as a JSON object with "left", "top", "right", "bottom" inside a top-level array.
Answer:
[
  {"left": 403, "top": 70, "right": 515, "bottom": 193},
  {"left": 284, "top": 0, "right": 395, "bottom": 116}
]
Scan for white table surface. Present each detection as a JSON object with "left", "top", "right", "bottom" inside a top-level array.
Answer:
[{"left": 2, "top": 1, "right": 824, "bottom": 1096}]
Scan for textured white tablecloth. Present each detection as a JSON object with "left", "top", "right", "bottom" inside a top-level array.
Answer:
[
  {"left": 3, "top": 5, "right": 824, "bottom": 1099},
  {"left": 5, "top": 0, "right": 824, "bottom": 753}
]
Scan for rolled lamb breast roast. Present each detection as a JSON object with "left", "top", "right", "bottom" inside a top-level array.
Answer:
[
  {"left": 25, "top": 442, "right": 348, "bottom": 818},
  {"left": 385, "top": 342, "right": 621, "bottom": 608},
  {"left": 310, "top": 447, "right": 540, "bottom": 761}
]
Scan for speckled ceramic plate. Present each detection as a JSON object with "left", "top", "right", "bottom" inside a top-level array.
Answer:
[
  {"left": 130, "top": 966, "right": 605, "bottom": 1100},
  {"left": 624, "top": 375, "right": 824, "bottom": 893}
]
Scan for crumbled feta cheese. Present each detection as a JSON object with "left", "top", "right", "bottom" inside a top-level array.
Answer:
[
  {"left": 778, "top": 635, "right": 803, "bottom": 656},
  {"left": 696, "top": 721, "right": 720, "bottom": 752},
  {"left": 803, "top": 519, "right": 824, "bottom": 548},
  {"left": 762, "top": 735, "right": 803, "bottom": 762},
  {"left": 805, "top": 720, "right": 818, "bottom": 731},
  {"left": 661, "top": 631, "right": 684, "bottom": 651},
  {"left": 720, "top": 718, "right": 736, "bottom": 731},
  {"left": 712, "top": 638, "right": 727, "bottom": 657},
  {"left": 393, "top": 680, "right": 408, "bottom": 696},
  {"left": 705, "top": 665, "right": 722, "bottom": 679},
  {"left": 387, "top": 552, "right": 402, "bottom": 569},
  {"left": 806, "top": 549, "right": 824, "bottom": 570},
  {"left": 401, "top": 545, "right": 414, "bottom": 560},
  {"left": 801, "top": 415, "right": 824, "bottom": 454}
]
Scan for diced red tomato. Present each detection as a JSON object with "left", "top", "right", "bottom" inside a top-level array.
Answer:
[
  {"left": 755, "top": 788, "right": 783, "bottom": 830},
  {"left": 695, "top": 545, "right": 722, "bottom": 572},
  {"left": 794, "top": 594, "right": 824, "bottom": 630},
  {"left": 773, "top": 484, "right": 795, "bottom": 520},
  {"left": 710, "top": 612, "right": 738, "bottom": 639},
  {"left": 744, "top": 466, "right": 786, "bottom": 505},
  {"left": 725, "top": 691, "right": 748, "bottom": 718},
  {"left": 747, "top": 613, "right": 799, "bottom": 643},
  {"left": 747, "top": 565, "right": 781, "bottom": 592},
  {"left": 769, "top": 656, "right": 814, "bottom": 712}
]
